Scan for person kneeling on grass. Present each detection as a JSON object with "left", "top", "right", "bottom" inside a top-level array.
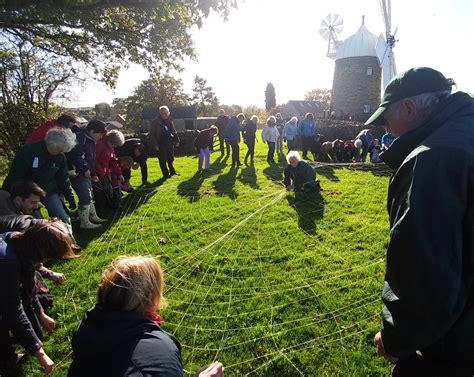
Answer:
[
  {"left": 68, "top": 256, "right": 224, "bottom": 377},
  {"left": 284, "top": 151, "right": 320, "bottom": 193}
]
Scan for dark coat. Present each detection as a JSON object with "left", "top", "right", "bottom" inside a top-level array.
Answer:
[
  {"left": 66, "top": 128, "right": 98, "bottom": 176},
  {"left": 2, "top": 141, "right": 75, "bottom": 204},
  {"left": 379, "top": 92, "right": 474, "bottom": 362},
  {"left": 283, "top": 160, "right": 316, "bottom": 190},
  {"left": 149, "top": 116, "right": 179, "bottom": 149},
  {"left": 225, "top": 116, "right": 241, "bottom": 143},
  {"left": 68, "top": 306, "right": 183, "bottom": 377},
  {"left": 0, "top": 233, "right": 42, "bottom": 355},
  {"left": 194, "top": 128, "right": 214, "bottom": 150},
  {"left": 242, "top": 121, "right": 257, "bottom": 144}
]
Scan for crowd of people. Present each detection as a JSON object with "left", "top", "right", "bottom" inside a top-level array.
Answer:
[
  {"left": 210, "top": 109, "right": 395, "bottom": 170},
  {"left": 0, "top": 66, "right": 473, "bottom": 376}
]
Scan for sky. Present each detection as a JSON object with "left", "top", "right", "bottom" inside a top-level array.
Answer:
[{"left": 66, "top": 0, "right": 474, "bottom": 109}]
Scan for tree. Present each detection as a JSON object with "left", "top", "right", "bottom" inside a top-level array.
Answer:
[
  {"left": 191, "top": 75, "right": 219, "bottom": 117},
  {"left": 112, "top": 97, "right": 128, "bottom": 116},
  {"left": 0, "top": 0, "right": 237, "bottom": 86},
  {"left": 265, "top": 82, "right": 276, "bottom": 111},
  {"left": 0, "top": 35, "right": 77, "bottom": 157},
  {"left": 304, "top": 88, "right": 332, "bottom": 111},
  {"left": 124, "top": 72, "right": 189, "bottom": 131}
]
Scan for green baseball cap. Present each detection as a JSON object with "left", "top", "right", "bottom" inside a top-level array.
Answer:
[{"left": 365, "top": 67, "right": 453, "bottom": 126}]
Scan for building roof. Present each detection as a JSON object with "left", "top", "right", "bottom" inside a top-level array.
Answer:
[
  {"left": 336, "top": 18, "right": 378, "bottom": 60},
  {"left": 141, "top": 106, "right": 197, "bottom": 120},
  {"left": 286, "top": 100, "right": 324, "bottom": 115}
]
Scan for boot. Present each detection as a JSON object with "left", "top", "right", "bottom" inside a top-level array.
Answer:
[
  {"left": 79, "top": 205, "right": 101, "bottom": 229},
  {"left": 89, "top": 202, "right": 107, "bottom": 223}
]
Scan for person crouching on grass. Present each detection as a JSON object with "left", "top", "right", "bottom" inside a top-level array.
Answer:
[
  {"left": 284, "top": 151, "right": 320, "bottom": 193},
  {"left": 194, "top": 125, "right": 218, "bottom": 172},
  {"left": 0, "top": 220, "right": 78, "bottom": 376},
  {"left": 68, "top": 256, "right": 224, "bottom": 377}
]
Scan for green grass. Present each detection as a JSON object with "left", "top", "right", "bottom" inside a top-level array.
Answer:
[{"left": 21, "top": 134, "right": 393, "bottom": 376}]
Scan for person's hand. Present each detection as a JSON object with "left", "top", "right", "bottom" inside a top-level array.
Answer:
[
  {"left": 69, "top": 200, "right": 77, "bottom": 210},
  {"left": 198, "top": 361, "right": 224, "bottom": 377},
  {"left": 132, "top": 162, "right": 139, "bottom": 170},
  {"left": 286, "top": 184, "right": 294, "bottom": 192},
  {"left": 374, "top": 332, "right": 398, "bottom": 364},
  {"left": 84, "top": 170, "right": 91, "bottom": 179},
  {"left": 91, "top": 175, "right": 99, "bottom": 183},
  {"left": 51, "top": 272, "right": 65, "bottom": 283},
  {"left": 34, "top": 347, "right": 54, "bottom": 374},
  {"left": 119, "top": 175, "right": 125, "bottom": 183},
  {"left": 155, "top": 145, "right": 159, "bottom": 151},
  {"left": 39, "top": 312, "right": 56, "bottom": 332},
  {"left": 175, "top": 142, "right": 180, "bottom": 147}
]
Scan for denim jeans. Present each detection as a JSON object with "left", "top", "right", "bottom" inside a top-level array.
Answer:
[
  {"left": 42, "top": 193, "right": 71, "bottom": 225},
  {"left": 71, "top": 174, "right": 93, "bottom": 206}
]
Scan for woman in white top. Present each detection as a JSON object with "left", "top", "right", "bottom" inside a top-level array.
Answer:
[{"left": 261, "top": 116, "right": 279, "bottom": 164}]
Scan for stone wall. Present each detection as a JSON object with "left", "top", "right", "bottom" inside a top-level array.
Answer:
[{"left": 331, "top": 56, "right": 381, "bottom": 122}]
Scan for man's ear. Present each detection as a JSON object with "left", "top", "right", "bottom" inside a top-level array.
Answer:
[
  {"left": 402, "top": 98, "right": 417, "bottom": 121},
  {"left": 12, "top": 196, "right": 22, "bottom": 208}
]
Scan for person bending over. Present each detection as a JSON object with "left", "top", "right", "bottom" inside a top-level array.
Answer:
[
  {"left": 0, "top": 221, "right": 77, "bottom": 375},
  {"left": 284, "top": 151, "right": 319, "bottom": 192}
]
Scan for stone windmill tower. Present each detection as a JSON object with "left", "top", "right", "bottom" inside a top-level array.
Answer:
[{"left": 330, "top": 16, "right": 381, "bottom": 122}]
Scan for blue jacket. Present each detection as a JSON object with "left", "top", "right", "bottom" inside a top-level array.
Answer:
[
  {"left": 297, "top": 119, "right": 316, "bottom": 137},
  {"left": 283, "top": 121, "right": 298, "bottom": 141},
  {"left": 66, "top": 128, "right": 97, "bottom": 176},
  {"left": 225, "top": 116, "right": 241, "bottom": 143},
  {"left": 355, "top": 129, "right": 373, "bottom": 148}
]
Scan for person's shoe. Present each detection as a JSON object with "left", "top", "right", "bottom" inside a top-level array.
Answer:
[
  {"left": 89, "top": 202, "right": 107, "bottom": 223},
  {"left": 170, "top": 171, "right": 180, "bottom": 176},
  {"left": 79, "top": 206, "right": 102, "bottom": 229}
]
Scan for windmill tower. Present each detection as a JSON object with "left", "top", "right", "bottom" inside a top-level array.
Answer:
[
  {"left": 376, "top": 0, "right": 398, "bottom": 89},
  {"left": 327, "top": 15, "right": 382, "bottom": 122}
]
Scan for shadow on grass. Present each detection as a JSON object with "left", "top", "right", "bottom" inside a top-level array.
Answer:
[
  {"left": 314, "top": 164, "right": 340, "bottom": 182},
  {"left": 263, "top": 161, "right": 285, "bottom": 183},
  {"left": 348, "top": 162, "right": 392, "bottom": 177},
  {"left": 286, "top": 191, "right": 325, "bottom": 234},
  {"left": 212, "top": 166, "right": 238, "bottom": 199},
  {"left": 74, "top": 177, "right": 167, "bottom": 248},
  {"left": 238, "top": 165, "right": 259, "bottom": 189}
]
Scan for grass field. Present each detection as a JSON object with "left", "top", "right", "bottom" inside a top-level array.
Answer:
[{"left": 19, "top": 135, "right": 394, "bottom": 376}]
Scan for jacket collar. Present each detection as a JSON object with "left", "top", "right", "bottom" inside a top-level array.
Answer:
[{"left": 381, "top": 92, "right": 474, "bottom": 170}]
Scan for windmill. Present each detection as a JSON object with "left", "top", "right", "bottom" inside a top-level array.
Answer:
[
  {"left": 376, "top": 0, "right": 398, "bottom": 89},
  {"left": 319, "top": 14, "right": 344, "bottom": 59}
]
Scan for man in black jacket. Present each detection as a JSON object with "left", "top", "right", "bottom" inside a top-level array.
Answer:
[
  {"left": 366, "top": 67, "right": 474, "bottom": 375},
  {"left": 149, "top": 106, "right": 179, "bottom": 179}
]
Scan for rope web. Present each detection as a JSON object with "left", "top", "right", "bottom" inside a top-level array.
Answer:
[{"left": 61, "top": 161, "right": 390, "bottom": 375}]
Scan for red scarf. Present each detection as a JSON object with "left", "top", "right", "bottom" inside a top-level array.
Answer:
[{"left": 144, "top": 312, "right": 162, "bottom": 325}]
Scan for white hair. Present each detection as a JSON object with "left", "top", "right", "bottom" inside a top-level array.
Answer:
[
  {"left": 267, "top": 115, "right": 276, "bottom": 124},
  {"left": 106, "top": 129, "right": 125, "bottom": 147},
  {"left": 390, "top": 90, "right": 452, "bottom": 116},
  {"left": 286, "top": 150, "right": 301, "bottom": 164},
  {"left": 354, "top": 139, "right": 363, "bottom": 148},
  {"left": 290, "top": 116, "right": 298, "bottom": 124},
  {"left": 45, "top": 128, "right": 77, "bottom": 152},
  {"left": 159, "top": 105, "right": 169, "bottom": 112},
  {"left": 250, "top": 115, "right": 259, "bottom": 122}
]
